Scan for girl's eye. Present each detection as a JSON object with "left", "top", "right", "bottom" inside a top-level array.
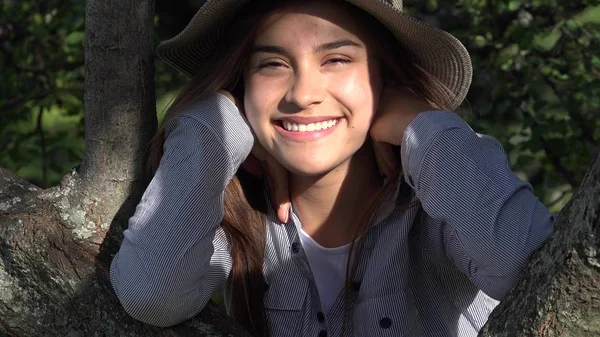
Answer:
[
  {"left": 258, "top": 62, "right": 286, "bottom": 69},
  {"left": 325, "top": 58, "right": 351, "bottom": 65}
]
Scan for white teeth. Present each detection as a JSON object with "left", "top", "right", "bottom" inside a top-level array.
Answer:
[{"left": 282, "top": 119, "right": 339, "bottom": 132}]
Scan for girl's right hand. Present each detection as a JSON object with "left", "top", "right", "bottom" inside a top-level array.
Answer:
[
  {"left": 244, "top": 142, "right": 291, "bottom": 223},
  {"left": 218, "top": 90, "right": 291, "bottom": 223}
]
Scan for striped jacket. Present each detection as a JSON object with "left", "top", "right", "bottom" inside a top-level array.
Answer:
[{"left": 110, "top": 92, "right": 554, "bottom": 336}]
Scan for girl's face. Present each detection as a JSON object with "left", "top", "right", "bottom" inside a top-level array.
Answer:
[{"left": 244, "top": 1, "right": 382, "bottom": 176}]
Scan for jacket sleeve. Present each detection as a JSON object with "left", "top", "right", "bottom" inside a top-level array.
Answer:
[
  {"left": 109, "top": 92, "right": 254, "bottom": 327},
  {"left": 401, "top": 111, "right": 554, "bottom": 300}
]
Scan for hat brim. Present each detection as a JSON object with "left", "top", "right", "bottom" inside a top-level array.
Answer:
[{"left": 156, "top": 0, "right": 472, "bottom": 110}]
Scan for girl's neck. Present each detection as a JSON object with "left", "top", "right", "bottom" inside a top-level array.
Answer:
[{"left": 290, "top": 143, "right": 383, "bottom": 248}]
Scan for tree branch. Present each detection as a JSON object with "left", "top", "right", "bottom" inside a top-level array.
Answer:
[
  {"left": 77, "top": 0, "right": 157, "bottom": 224},
  {"left": 0, "top": 94, "right": 47, "bottom": 111}
]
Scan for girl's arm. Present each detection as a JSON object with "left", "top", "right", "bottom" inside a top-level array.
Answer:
[
  {"left": 401, "top": 111, "right": 554, "bottom": 300},
  {"left": 110, "top": 92, "right": 253, "bottom": 327}
]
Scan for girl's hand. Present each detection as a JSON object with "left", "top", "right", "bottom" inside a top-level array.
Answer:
[
  {"left": 243, "top": 142, "right": 291, "bottom": 223},
  {"left": 370, "top": 86, "right": 437, "bottom": 179},
  {"left": 219, "top": 90, "right": 291, "bottom": 223}
]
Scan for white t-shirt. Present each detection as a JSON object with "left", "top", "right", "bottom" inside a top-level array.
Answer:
[{"left": 297, "top": 226, "right": 351, "bottom": 314}]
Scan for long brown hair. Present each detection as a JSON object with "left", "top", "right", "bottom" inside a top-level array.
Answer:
[{"left": 148, "top": 1, "right": 454, "bottom": 336}]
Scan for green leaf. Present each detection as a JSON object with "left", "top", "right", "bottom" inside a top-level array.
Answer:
[
  {"left": 533, "top": 25, "right": 562, "bottom": 51},
  {"left": 65, "top": 31, "right": 85, "bottom": 45},
  {"left": 496, "top": 44, "right": 520, "bottom": 70},
  {"left": 474, "top": 35, "right": 488, "bottom": 48},
  {"left": 573, "top": 5, "right": 600, "bottom": 25},
  {"left": 508, "top": 0, "right": 521, "bottom": 11}
]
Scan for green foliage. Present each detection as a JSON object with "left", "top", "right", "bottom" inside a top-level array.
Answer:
[
  {"left": 406, "top": 0, "right": 600, "bottom": 212},
  {"left": 2, "top": 0, "right": 599, "bottom": 214},
  {"left": 0, "top": 0, "right": 85, "bottom": 187},
  {"left": 0, "top": 0, "right": 185, "bottom": 188}
]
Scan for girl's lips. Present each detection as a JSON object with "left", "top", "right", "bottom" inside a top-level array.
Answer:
[{"left": 274, "top": 118, "right": 343, "bottom": 142}]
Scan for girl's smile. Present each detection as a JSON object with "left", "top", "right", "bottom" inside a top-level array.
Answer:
[{"left": 274, "top": 116, "right": 343, "bottom": 142}]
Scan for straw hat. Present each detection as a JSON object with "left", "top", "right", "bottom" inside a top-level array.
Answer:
[{"left": 156, "top": 0, "right": 472, "bottom": 110}]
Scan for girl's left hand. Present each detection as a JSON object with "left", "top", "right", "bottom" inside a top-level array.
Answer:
[{"left": 370, "top": 86, "right": 437, "bottom": 179}]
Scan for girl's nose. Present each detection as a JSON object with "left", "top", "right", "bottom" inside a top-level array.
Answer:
[{"left": 285, "top": 67, "right": 325, "bottom": 109}]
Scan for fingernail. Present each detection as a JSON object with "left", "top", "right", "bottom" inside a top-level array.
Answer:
[{"left": 280, "top": 204, "right": 289, "bottom": 223}]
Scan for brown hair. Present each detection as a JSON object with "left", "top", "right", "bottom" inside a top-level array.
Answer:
[{"left": 148, "top": 1, "right": 454, "bottom": 336}]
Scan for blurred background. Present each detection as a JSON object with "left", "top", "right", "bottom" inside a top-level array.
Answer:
[{"left": 0, "top": 0, "right": 598, "bottom": 214}]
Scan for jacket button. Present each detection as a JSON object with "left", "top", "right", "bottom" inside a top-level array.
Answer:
[
  {"left": 291, "top": 242, "right": 299, "bottom": 253},
  {"left": 379, "top": 317, "right": 392, "bottom": 329},
  {"left": 317, "top": 311, "right": 325, "bottom": 322},
  {"left": 318, "top": 330, "right": 327, "bottom": 337}
]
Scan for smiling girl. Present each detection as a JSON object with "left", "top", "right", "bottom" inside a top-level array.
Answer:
[{"left": 110, "top": 1, "right": 554, "bottom": 336}]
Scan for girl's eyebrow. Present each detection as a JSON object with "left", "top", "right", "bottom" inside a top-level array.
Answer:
[
  {"left": 251, "top": 45, "right": 290, "bottom": 57},
  {"left": 251, "top": 39, "right": 363, "bottom": 56},
  {"left": 314, "top": 39, "right": 362, "bottom": 53}
]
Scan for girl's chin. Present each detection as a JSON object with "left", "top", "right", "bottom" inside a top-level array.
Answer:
[
  {"left": 287, "top": 168, "right": 332, "bottom": 177},
  {"left": 271, "top": 149, "right": 357, "bottom": 177},
  {"left": 280, "top": 160, "right": 344, "bottom": 177}
]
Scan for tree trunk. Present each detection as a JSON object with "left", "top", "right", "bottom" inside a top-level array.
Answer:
[
  {"left": 0, "top": 0, "right": 598, "bottom": 336},
  {"left": 479, "top": 153, "right": 600, "bottom": 337}
]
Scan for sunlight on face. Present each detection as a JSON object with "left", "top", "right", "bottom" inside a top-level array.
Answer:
[{"left": 243, "top": 1, "right": 382, "bottom": 176}]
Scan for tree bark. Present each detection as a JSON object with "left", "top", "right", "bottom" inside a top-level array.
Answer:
[
  {"left": 0, "top": 169, "right": 249, "bottom": 336},
  {"left": 479, "top": 153, "right": 600, "bottom": 337}
]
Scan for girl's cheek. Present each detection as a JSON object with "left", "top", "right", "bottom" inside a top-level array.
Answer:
[
  {"left": 244, "top": 108, "right": 260, "bottom": 131},
  {"left": 336, "top": 69, "right": 372, "bottom": 99}
]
